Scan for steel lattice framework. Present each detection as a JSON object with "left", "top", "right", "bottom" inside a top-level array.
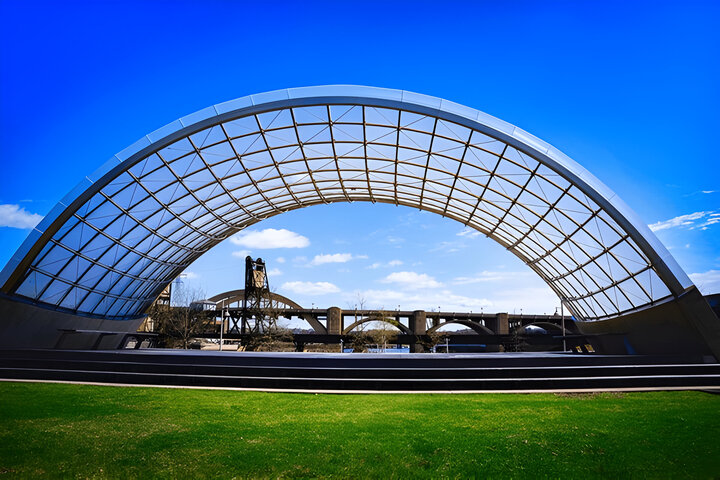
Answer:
[{"left": 0, "top": 86, "right": 693, "bottom": 323}]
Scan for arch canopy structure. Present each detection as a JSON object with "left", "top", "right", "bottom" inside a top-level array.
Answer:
[{"left": 1, "top": 85, "right": 718, "bottom": 356}]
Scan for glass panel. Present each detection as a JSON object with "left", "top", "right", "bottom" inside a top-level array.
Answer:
[
  {"left": 36, "top": 245, "right": 74, "bottom": 276},
  {"left": 78, "top": 291, "right": 103, "bottom": 312},
  {"left": 223, "top": 117, "right": 259, "bottom": 139},
  {"left": 16, "top": 271, "right": 52, "bottom": 299},
  {"left": 189, "top": 125, "right": 226, "bottom": 148},
  {"left": 257, "top": 109, "right": 293, "bottom": 130},
  {"left": 42, "top": 280, "right": 72, "bottom": 305}
]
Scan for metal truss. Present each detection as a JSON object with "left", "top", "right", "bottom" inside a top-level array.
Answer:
[{"left": 0, "top": 86, "right": 692, "bottom": 322}]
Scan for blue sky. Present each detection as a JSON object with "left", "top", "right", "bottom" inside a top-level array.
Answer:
[{"left": 1, "top": 1, "right": 718, "bottom": 319}]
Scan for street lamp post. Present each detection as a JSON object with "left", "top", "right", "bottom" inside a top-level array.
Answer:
[
  {"left": 560, "top": 301, "right": 567, "bottom": 351},
  {"left": 220, "top": 301, "right": 224, "bottom": 352}
]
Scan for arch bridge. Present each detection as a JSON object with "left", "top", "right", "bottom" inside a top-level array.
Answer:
[
  {"left": 204, "top": 288, "right": 569, "bottom": 338},
  {"left": 0, "top": 86, "right": 717, "bottom": 357},
  {"left": 199, "top": 291, "right": 575, "bottom": 351}
]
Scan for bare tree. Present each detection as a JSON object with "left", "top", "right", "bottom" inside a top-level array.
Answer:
[
  {"left": 347, "top": 294, "right": 372, "bottom": 352},
  {"left": 416, "top": 329, "right": 449, "bottom": 352},
  {"left": 367, "top": 309, "right": 400, "bottom": 351},
  {"left": 345, "top": 293, "right": 368, "bottom": 318},
  {"left": 346, "top": 298, "right": 402, "bottom": 352},
  {"left": 149, "top": 284, "right": 212, "bottom": 349},
  {"left": 243, "top": 326, "right": 294, "bottom": 351}
]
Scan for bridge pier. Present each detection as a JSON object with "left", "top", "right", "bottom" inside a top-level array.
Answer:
[
  {"left": 327, "top": 307, "right": 343, "bottom": 336},
  {"left": 410, "top": 310, "right": 427, "bottom": 353},
  {"left": 486, "top": 313, "right": 509, "bottom": 335}
]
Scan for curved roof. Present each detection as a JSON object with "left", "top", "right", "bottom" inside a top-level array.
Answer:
[{"left": 0, "top": 85, "right": 692, "bottom": 321}]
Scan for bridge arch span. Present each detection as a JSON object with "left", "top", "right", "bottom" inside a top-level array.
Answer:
[
  {"left": 206, "top": 289, "right": 330, "bottom": 334},
  {"left": 207, "top": 289, "right": 303, "bottom": 309},
  {"left": 343, "top": 317, "right": 412, "bottom": 335},
  {"left": 427, "top": 320, "right": 494, "bottom": 336},
  {"left": 0, "top": 86, "right": 717, "bottom": 356},
  {"left": 517, "top": 321, "right": 572, "bottom": 335}
]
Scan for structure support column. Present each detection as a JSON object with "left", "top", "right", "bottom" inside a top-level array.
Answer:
[
  {"left": 486, "top": 313, "right": 509, "bottom": 335},
  {"left": 410, "top": 309, "right": 426, "bottom": 353},
  {"left": 496, "top": 312, "right": 509, "bottom": 335},
  {"left": 327, "top": 307, "right": 343, "bottom": 335}
]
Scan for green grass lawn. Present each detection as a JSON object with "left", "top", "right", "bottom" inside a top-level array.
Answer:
[{"left": 1, "top": 382, "right": 719, "bottom": 479}]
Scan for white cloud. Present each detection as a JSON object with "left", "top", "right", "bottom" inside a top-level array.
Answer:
[
  {"left": 266, "top": 268, "right": 282, "bottom": 277},
  {"left": 350, "top": 289, "right": 492, "bottom": 312},
  {"left": 452, "top": 271, "right": 532, "bottom": 285},
  {"left": 0, "top": 204, "right": 43, "bottom": 229},
  {"left": 182, "top": 271, "right": 199, "bottom": 280},
  {"left": 230, "top": 228, "right": 309, "bottom": 249},
  {"left": 310, "top": 253, "right": 363, "bottom": 266},
  {"left": 276, "top": 257, "right": 286, "bottom": 264},
  {"left": 457, "top": 227, "right": 482, "bottom": 238},
  {"left": 281, "top": 281, "right": 340, "bottom": 295},
  {"left": 381, "top": 271, "right": 442, "bottom": 289},
  {"left": 430, "top": 240, "right": 465, "bottom": 253},
  {"left": 349, "top": 281, "right": 558, "bottom": 315},
  {"left": 649, "top": 211, "right": 715, "bottom": 232},
  {"left": 697, "top": 215, "right": 720, "bottom": 230},
  {"left": 490, "top": 285, "right": 560, "bottom": 315},
  {"left": 702, "top": 190, "right": 717, "bottom": 194},
  {"left": 367, "top": 259, "right": 403, "bottom": 269},
  {"left": 689, "top": 270, "right": 720, "bottom": 295},
  {"left": 231, "top": 250, "right": 251, "bottom": 258}
]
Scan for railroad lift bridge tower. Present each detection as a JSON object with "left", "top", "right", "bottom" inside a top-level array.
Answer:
[{"left": 238, "top": 256, "right": 276, "bottom": 334}]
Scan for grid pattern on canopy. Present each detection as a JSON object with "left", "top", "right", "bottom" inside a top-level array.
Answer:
[{"left": 12, "top": 104, "right": 673, "bottom": 320}]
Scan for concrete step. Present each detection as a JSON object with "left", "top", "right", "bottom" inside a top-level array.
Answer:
[
  {"left": 0, "top": 349, "right": 718, "bottom": 391},
  {"left": 0, "top": 348, "right": 711, "bottom": 367},
  {"left": 1, "top": 356, "right": 718, "bottom": 380},
  {"left": 1, "top": 367, "right": 719, "bottom": 391}
]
